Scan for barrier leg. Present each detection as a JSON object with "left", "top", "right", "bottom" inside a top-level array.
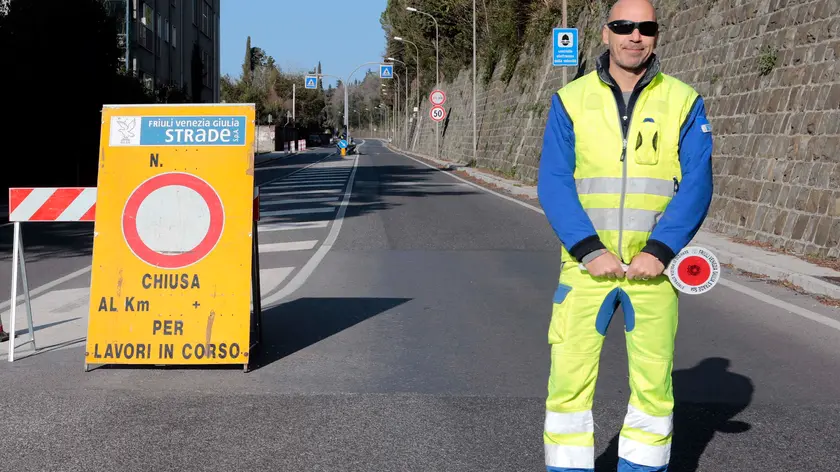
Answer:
[
  {"left": 7, "top": 223, "right": 20, "bottom": 362},
  {"left": 8, "top": 222, "right": 37, "bottom": 363},
  {"left": 18, "top": 224, "right": 35, "bottom": 351}
]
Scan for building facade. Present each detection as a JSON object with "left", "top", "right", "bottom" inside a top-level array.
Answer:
[{"left": 105, "top": 0, "right": 220, "bottom": 103}]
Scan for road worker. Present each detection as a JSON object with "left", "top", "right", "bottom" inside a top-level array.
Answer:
[{"left": 536, "top": 0, "right": 713, "bottom": 470}]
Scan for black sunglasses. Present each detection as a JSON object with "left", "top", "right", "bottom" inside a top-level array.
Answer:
[{"left": 607, "top": 20, "right": 659, "bottom": 36}]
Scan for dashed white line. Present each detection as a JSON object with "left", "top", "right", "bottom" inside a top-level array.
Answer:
[
  {"left": 259, "top": 241, "right": 319, "bottom": 253},
  {"left": 261, "top": 196, "right": 340, "bottom": 205},
  {"left": 261, "top": 207, "right": 336, "bottom": 218},
  {"left": 258, "top": 221, "right": 330, "bottom": 232}
]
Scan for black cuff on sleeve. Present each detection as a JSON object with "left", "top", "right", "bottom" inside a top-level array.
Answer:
[
  {"left": 641, "top": 239, "right": 677, "bottom": 267},
  {"left": 568, "top": 235, "right": 607, "bottom": 262}
]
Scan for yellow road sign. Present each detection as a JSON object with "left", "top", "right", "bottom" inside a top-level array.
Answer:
[{"left": 85, "top": 104, "right": 256, "bottom": 366}]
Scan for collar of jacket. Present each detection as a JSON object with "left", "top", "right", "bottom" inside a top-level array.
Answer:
[{"left": 595, "top": 50, "right": 660, "bottom": 92}]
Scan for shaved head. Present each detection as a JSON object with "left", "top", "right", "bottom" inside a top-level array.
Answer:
[
  {"left": 602, "top": 0, "right": 658, "bottom": 82},
  {"left": 608, "top": 0, "right": 657, "bottom": 22}
]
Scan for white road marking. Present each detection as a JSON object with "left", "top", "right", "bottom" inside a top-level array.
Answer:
[
  {"left": 382, "top": 181, "right": 471, "bottom": 187},
  {"left": 276, "top": 178, "right": 347, "bottom": 184},
  {"left": 259, "top": 267, "right": 295, "bottom": 295},
  {"left": 290, "top": 171, "right": 351, "bottom": 176},
  {"left": 0, "top": 266, "right": 92, "bottom": 312},
  {"left": 261, "top": 207, "right": 336, "bottom": 218},
  {"left": 260, "top": 189, "right": 341, "bottom": 197},
  {"left": 718, "top": 279, "right": 840, "bottom": 331},
  {"left": 387, "top": 143, "right": 840, "bottom": 333},
  {"left": 258, "top": 221, "right": 330, "bottom": 232},
  {"left": 261, "top": 196, "right": 339, "bottom": 205},
  {"left": 262, "top": 145, "right": 363, "bottom": 307},
  {"left": 263, "top": 183, "right": 346, "bottom": 189},
  {"left": 259, "top": 241, "right": 318, "bottom": 253}
]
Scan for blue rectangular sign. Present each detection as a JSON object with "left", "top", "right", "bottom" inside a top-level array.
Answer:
[
  {"left": 305, "top": 75, "right": 318, "bottom": 89},
  {"left": 109, "top": 115, "right": 247, "bottom": 146},
  {"left": 380, "top": 64, "right": 393, "bottom": 79},
  {"left": 553, "top": 28, "right": 578, "bottom": 67}
]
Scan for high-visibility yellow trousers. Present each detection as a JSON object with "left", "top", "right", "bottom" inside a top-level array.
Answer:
[{"left": 544, "top": 261, "right": 678, "bottom": 472}]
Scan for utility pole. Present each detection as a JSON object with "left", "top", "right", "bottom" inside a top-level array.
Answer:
[
  {"left": 292, "top": 83, "right": 296, "bottom": 122},
  {"left": 473, "top": 0, "right": 477, "bottom": 166},
  {"left": 562, "top": 0, "right": 567, "bottom": 86}
]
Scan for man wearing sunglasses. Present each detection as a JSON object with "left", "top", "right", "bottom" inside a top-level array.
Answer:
[{"left": 537, "top": 0, "right": 714, "bottom": 471}]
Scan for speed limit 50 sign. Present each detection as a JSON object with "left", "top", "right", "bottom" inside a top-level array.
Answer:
[{"left": 430, "top": 105, "right": 446, "bottom": 122}]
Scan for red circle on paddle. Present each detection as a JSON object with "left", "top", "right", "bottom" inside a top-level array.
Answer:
[
  {"left": 122, "top": 172, "right": 224, "bottom": 270},
  {"left": 676, "top": 255, "right": 711, "bottom": 286}
]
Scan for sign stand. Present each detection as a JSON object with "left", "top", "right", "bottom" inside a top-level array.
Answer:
[
  {"left": 7, "top": 221, "right": 36, "bottom": 362},
  {"left": 247, "top": 193, "right": 263, "bottom": 373}
]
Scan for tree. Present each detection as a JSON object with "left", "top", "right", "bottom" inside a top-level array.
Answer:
[{"left": 242, "top": 36, "right": 252, "bottom": 82}]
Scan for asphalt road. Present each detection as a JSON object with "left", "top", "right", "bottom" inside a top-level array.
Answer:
[{"left": 1, "top": 140, "right": 839, "bottom": 471}]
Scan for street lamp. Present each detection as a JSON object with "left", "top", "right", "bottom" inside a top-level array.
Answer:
[
  {"left": 393, "top": 37, "right": 420, "bottom": 112},
  {"left": 407, "top": 6, "right": 441, "bottom": 159},
  {"left": 387, "top": 58, "right": 410, "bottom": 149},
  {"left": 406, "top": 6, "right": 439, "bottom": 89},
  {"left": 473, "top": 0, "right": 477, "bottom": 167}
]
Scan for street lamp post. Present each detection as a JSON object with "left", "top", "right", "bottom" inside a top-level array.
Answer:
[
  {"left": 392, "top": 73, "right": 401, "bottom": 144},
  {"left": 407, "top": 6, "right": 441, "bottom": 159},
  {"left": 387, "top": 58, "right": 410, "bottom": 149},
  {"left": 393, "top": 37, "right": 420, "bottom": 112},
  {"left": 407, "top": 7, "right": 439, "bottom": 89},
  {"left": 473, "top": 0, "right": 477, "bottom": 166}
]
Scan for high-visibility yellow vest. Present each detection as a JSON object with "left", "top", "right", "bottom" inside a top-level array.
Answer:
[{"left": 556, "top": 71, "right": 699, "bottom": 264}]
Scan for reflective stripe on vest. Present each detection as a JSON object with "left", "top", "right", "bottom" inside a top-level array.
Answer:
[
  {"left": 583, "top": 207, "right": 663, "bottom": 232},
  {"left": 576, "top": 177, "right": 675, "bottom": 197}
]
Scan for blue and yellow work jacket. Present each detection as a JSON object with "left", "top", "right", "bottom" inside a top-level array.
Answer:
[{"left": 538, "top": 52, "right": 714, "bottom": 267}]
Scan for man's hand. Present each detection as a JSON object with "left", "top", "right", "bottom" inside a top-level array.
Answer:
[
  {"left": 626, "top": 252, "right": 665, "bottom": 280},
  {"left": 584, "top": 251, "right": 626, "bottom": 278}
]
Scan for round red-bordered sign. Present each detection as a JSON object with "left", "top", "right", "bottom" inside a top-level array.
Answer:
[
  {"left": 429, "top": 89, "right": 446, "bottom": 106},
  {"left": 122, "top": 172, "right": 225, "bottom": 269},
  {"left": 667, "top": 246, "right": 720, "bottom": 295},
  {"left": 430, "top": 105, "right": 446, "bottom": 123}
]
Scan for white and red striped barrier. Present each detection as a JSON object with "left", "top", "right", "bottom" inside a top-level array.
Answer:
[
  {"left": 9, "top": 187, "right": 260, "bottom": 222},
  {"left": 9, "top": 187, "right": 96, "bottom": 222}
]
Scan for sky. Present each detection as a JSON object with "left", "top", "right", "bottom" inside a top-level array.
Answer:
[{"left": 220, "top": 0, "right": 389, "bottom": 88}]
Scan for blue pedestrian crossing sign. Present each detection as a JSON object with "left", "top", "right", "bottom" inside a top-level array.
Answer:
[
  {"left": 338, "top": 139, "right": 348, "bottom": 149},
  {"left": 305, "top": 75, "right": 318, "bottom": 89},
  {"left": 380, "top": 64, "right": 394, "bottom": 79},
  {"left": 553, "top": 28, "right": 578, "bottom": 67}
]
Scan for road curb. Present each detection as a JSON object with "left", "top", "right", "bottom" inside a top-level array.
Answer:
[{"left": 386, "top": 142, "right": 840, "bottom": 302}]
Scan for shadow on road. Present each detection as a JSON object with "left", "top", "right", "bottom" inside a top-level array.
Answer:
[
  {"left": 595, "top": 357, "right": 754, "bottom": 472},
  {"left": 0, "top": 223, "right": 94, "bottom": 262},
  {"left": 249, "top": 296, "right": 412, "bottom": 371},
  {"left": 13, "top": 317, "right": 80, "bottom": 336}
]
